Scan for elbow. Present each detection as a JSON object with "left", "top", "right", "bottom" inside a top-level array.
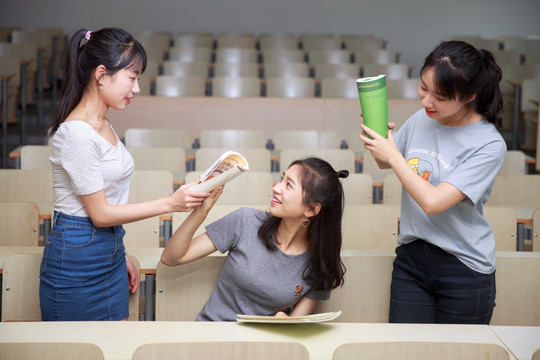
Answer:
[
  {"left": 89, "top": 216, "right": 111, "bottom": 228},
  {"left": 160, "top": 251, "right": 180, "bottom": 267},
  {"left": 160, "top": 253, "right": 174, "bottom": 266},
  {"left": 421, "top": 200, "right": 445, "bottom": 215}
]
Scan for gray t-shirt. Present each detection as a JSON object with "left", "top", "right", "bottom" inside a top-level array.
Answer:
[
  {"left": 197, "top": 207, "right": 330, "bottom": 321},
  {"left": 394, "top": 109, "right": 506, "bottom": 274}
]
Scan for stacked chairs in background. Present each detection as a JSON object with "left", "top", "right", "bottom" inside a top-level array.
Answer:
[{"left": 134, "top": 31, "right": 417, "bottom": 100}]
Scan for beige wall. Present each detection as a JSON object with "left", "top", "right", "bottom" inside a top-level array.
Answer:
[{"left": 1, "top": 0, "right": 539, "bottom": 76}]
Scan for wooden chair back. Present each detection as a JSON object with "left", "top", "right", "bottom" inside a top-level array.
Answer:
[
  {"left": 1, "top": 253, "right": 42, "bottom": 321},
  {"left": 498, "top": 150, "right": 526, "bottom": 175},
  {"left": 155, "top": 256, "right": 226, "bottom": 321},
  {"left": 278, "top": 149, "right": 356, "bottom": 173},
  {"left": 0, "top": 169, "right": 53, "bottom": 203},
  {"left": 491, "top": 252, "right": 540, "bottom": 325},
  {"left": 265, "top": 77, "right": 316, "bottom": 98},
  {"left": 273, "top": 130, "right": 341, "bottom": 151},
  {"left": 0, "top": 342, "right": 105, "bottom": 360},
  {"left": 488, "top": 175, "right": 540, "bottom": 206},
  {"left": 342, "top": 205, "right": 399, "bottom": 250},
  {"left": 0, "top": 201, "right": 40, "bottom": 246},
  {"left": 124, "top": 128, "right": 193, "bottom": 149},
  {"left": 132, "top": 342, "right": 310, "bottom": 360},
  {"left": 199, "top": 129, "right": 267, "bottom": 149},
  {"left": 20, "top": 145, "right": 51, "bottom": 169},
  {"left": 381, "top": 173, "right": 401, "bottom": 206},
  {"left": 342, "top": 173, "right": 373, "bottom": 205},
  {"left": 314, "top": 251, "right": 394, "bottom": 322},
  {"left": 126, "top": 147, "right": 186, "bottom": 173},
  {"left": 123, "top": 170, "right": 173, "bottom": 247},
  {"left": 332, "top": 342, "right": 510, "bottom": 360},
  {"left": 484, "top": 207, "right": 518, "bottom": 251}
]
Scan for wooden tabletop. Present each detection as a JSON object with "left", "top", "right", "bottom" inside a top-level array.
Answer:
[{"left": 0, "top": 321, "right": 519, "bottom": 360}]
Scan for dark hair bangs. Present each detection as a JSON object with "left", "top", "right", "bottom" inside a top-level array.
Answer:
[
  {"left": 431, "top": 62, "right": 461, "bottom": 101},
  {"left": 111, "top": 40, "right": 147, "bottom": 75}
]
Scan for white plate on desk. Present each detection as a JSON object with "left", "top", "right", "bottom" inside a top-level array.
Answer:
[{"left": 236, "top": 311, "right": 342, "bottom": 324}]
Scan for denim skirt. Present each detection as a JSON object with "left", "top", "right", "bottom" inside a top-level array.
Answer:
[{"left": 39, "top": 211, "right": 129, "bottom": 321}]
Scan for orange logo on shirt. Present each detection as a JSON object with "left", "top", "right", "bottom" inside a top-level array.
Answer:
[{"left": 294, "top": 286, "right": 303, "bottom": 297}]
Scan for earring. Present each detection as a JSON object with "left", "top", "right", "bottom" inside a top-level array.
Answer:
[
  {"left": 99, "top": 82, "right": 103, "bottom": 90},
  {"left": 301, "top": 217, "right": 310, "bottom": 228}
]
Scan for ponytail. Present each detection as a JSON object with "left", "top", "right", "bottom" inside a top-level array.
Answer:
[
  {"left": 49, "top": 30, "right": 87, "bottom": 136},
  {"left": 476, "top": 49, "right": 504, "bottom": 127}
]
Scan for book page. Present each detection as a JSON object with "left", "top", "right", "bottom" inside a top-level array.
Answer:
[{"left": 190, "top": 151, "right": 249, "bottom": 192}]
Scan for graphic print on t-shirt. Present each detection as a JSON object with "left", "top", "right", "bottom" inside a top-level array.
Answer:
[
  {"left": 408, "top": 157, "right": 433, "bottom": 183},
  {"left": 294, "top": 286, "right": 304, "bottom": 297}
]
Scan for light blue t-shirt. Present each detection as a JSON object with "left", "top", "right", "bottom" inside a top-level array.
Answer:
[
  {"left": 394, "top": 109, "right": 507, "bottom": 274},
  {"left": 198, "top": 207, "right": 330, "bottom": 321}
]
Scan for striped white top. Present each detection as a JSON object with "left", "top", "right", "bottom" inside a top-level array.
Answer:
[{"left": 50, "top": 121, "right": 134, "bottom": 217}]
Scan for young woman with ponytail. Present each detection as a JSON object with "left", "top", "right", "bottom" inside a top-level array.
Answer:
[
  {"left": 359, "top": 40, "right": 506, "bottom": 324},
  {"left": 161, "top": 157, "right": 348, "bottom": 321},
  {"left": 40, "top": 28, "right": 210, "bottom": 321}
]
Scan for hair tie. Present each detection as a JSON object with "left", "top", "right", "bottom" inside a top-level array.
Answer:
[
  {"left": 85, "top": 31, "right": 92, "bottom": 41},
  {"left": 337, "top": 170, "right": 349, "bottom": 179}
]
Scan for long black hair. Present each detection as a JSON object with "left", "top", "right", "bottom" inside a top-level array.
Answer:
[
  {"left": 257, "top": 157, "right": 348, "bottom": 291},
  {"left": 421, "top": 40, "right": 504, "bottom": 127},
  {"left": 48, "top": 27, "right": 147, "bottom": 135}
]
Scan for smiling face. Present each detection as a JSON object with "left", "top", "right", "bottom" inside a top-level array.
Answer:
[
  {"left": 100, "top": 67, "right": 141, "bottom": 110},
  {"left": 418, "top": 67, "right": 473, "bottom": 126},
  {"left": 269, "top": 164, "right": 311, "bottom": 221}
]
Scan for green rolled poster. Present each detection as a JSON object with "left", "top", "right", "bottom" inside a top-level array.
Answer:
[{"left": 356, "top": 74, "right": 389, "bottom": 138}]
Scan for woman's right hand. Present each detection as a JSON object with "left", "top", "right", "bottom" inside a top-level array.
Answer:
[{"left": 169, "top": 182, "right": 211, "bottom": 212}]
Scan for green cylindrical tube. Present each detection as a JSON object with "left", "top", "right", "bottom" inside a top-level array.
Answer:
[{"left": 356, "top": 74, "right": 389, "bottom": 138}]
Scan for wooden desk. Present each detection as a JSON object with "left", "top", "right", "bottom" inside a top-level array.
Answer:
[
  {"left": 0, "top": 321, "right": 516, "bottom": 360},
  {"left": 491, "top": 326, "right": 540, "bottom": 360}
]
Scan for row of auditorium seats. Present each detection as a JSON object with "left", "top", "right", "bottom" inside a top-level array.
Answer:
[
  {"left": 2, "top": 29, "right": 539, "bottom": 151},
  {"left": 1, "top": 169, "right": 539, "bottom": 251},
  {"left": 0, "top": 340, "right": 527, "bottom": 360},
  {"left": 2, "top": 250, "right": 540, "bottom": 326},
  {"left": 8, "top": 141, "right": 534, "bottom": 177},
  {"left": 0, "top": 198, "right": 535, "bottom": 251},
  {"left": 145, "top": 74, "right": 420, "bottom": 99}
]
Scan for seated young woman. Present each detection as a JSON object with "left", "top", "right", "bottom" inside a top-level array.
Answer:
[{"left": 161, "top": 157, "right": 348, "bottom": 321}]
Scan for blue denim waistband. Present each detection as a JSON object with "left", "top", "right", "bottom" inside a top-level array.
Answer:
[{"left": 53, "top": 211, "right": 122, "bottom": 231}]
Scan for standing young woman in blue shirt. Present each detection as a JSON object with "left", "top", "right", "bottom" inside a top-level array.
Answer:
[{"left": 360, "top": 40, "right": 506, "bottom": 324}]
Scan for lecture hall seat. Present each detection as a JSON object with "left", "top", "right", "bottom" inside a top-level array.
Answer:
[
  {"left": 331, "top": 342, "right": 510, "bottom": 360},
  {"left": 131, "top": 341, "right": 310, "bottom": 360}
]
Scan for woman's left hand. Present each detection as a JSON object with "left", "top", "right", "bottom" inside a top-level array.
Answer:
[
  {"left": 126, "top": 255, "right": 139, "bottom": 294},
  {"left": 274, "top": 311, "right": 289, "bottom": 318}
]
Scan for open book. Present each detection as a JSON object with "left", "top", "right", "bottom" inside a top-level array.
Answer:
[
  {"left": 236, "top": 311, "right": 342, "bottom": 324},
  {"left": 189, "top": 151, "right": 249, "bottom": 192}
]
